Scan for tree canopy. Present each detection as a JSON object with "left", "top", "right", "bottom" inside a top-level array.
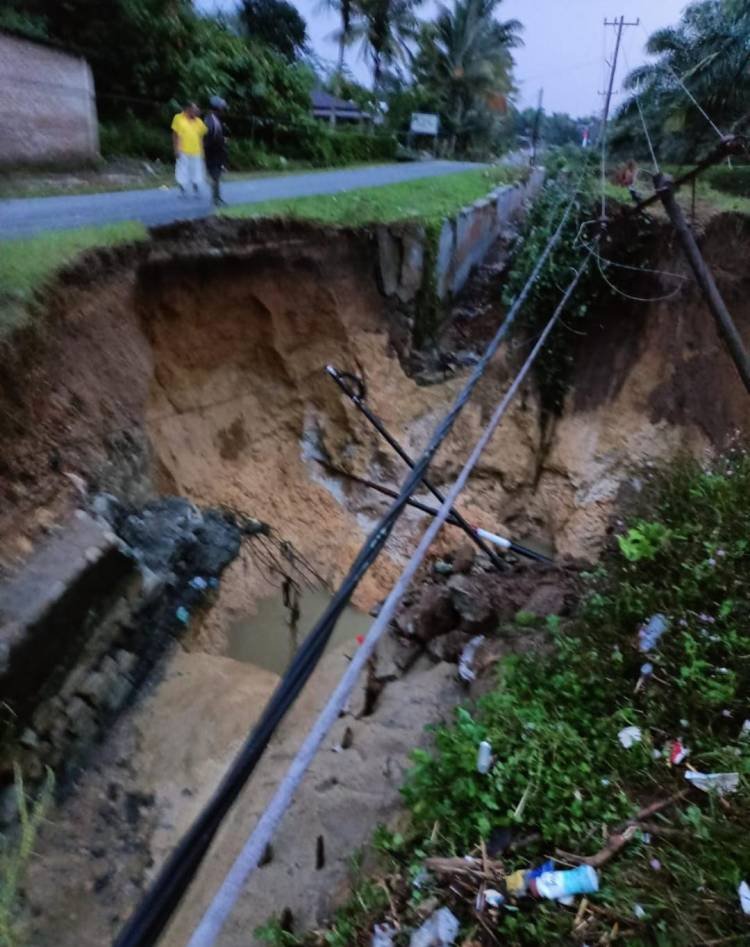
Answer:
[
  {"left": 615, "top": 0, "right": 750, "bottom": 160},
  {"left": 240, "top": 0, "right": 309, "bottom": 62}
]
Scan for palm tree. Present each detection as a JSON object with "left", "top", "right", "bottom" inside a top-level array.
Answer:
[
  {"left": 353, "top": 0, "right": 423, "bottom": 89},
  {"left": 620, "top": 0, "right": 750, "bottom": 157},
  {"left": 416, "top": 0, "right": 522, "bottom": 151},
  {"left": 320, "top": 0, "right": 359, "bottom": 79}
]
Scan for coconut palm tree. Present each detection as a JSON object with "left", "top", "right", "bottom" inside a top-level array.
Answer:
[
  {"left": 320, "top": 0, "right": 360, "bottom": 80},
  {"left": 415, "top": 0, "right": 523, "bottom": 152},
  {"left": 619, "top": 0, "right": 750, "bottom": 158},
  {"left": 353, "top": 0, "right": 423, "bottom": 89}
]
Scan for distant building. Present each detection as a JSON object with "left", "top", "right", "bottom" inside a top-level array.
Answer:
[
  {"left": 310, "top": 89, "right": 364, "bottom": 124},
  {"left": 0, "top": 29, "right": 99, "bottom": 168}
]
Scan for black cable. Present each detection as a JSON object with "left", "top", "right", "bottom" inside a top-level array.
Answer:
[{"left": 113, "top": 183, "right": 580, "bottom": 947}]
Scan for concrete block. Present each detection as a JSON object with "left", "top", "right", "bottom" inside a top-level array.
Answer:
[{"left": 397, "top": 230, "right": 425, "bottom": 302}]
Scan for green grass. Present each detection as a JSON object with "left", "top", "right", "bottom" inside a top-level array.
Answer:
[
  {"left": 225, "top": 165, "right": 524, "bottom": 227},
  {"left": 0, "top": 221, "right": 146, "bottom": 337},
  {"left": 605, "top": 177, "right": 750, "bottom": 217},
  {"left": 271, "top": 452, "right": 750, "bottom": 946}
]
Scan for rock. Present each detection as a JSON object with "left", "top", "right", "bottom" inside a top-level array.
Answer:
[
  {"left": 103, "top": 675, "right": 134, "bottom": 715},
  {"left": 433, "top": 559, "right": 453, "bottom": 576},
  {"left": 521, "top": 581, "right": 567, "bottom": 618},
  {"left": 451, "top": 542, "right": 476, "bottom": 575},
  {"left": 113, "top": 649, "right": 138, "bottom": 678},
  {"left": 78, "top": 671, "right": 110, "bottom": 707},
  {"left": 426, "top": 629, "right": 471, "bottom": 663},
  {"left": 19, "top": 727, "right": 40, "bottom": 749},
  {"left": 447, "top": 575, "right": 498, "bottom": 633},
  {"left": 65, "top": 696, "right": 98, "bottom": 744},
  {"left": 409, "top": 906, "right": 460, "bottom": 947},
  {"left": 398, "top": 585, "right": 458, "bottom": 642}
]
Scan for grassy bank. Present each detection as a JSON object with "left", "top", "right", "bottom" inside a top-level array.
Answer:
[
  {"left": 261, "top": 453, "right": 750, "bottom": 945},
  {"left": 0, "top": 222, "right": 145, "bottom": 337},
  {"left": 225, "top": 165, "right": 524, "bottom": 227}
]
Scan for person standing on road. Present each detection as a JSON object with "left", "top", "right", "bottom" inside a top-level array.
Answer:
[
  {"left": 171, "top": 102, "right": 207, "bottom": 197},
  {"left": 204, "top": 96, "right": 229, "bottom": 206}
]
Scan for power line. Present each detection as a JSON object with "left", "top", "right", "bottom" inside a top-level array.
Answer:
[
  {"left": 185, "top": 249, "right": 593, "bottom": 947},
  {"left": 112, "top": 182, "right": 584, "bottom": 947}
]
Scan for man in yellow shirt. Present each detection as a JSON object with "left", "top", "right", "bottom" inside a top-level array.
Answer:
[{"left": 171, "top": 102, "right": 207, "bottom": 197}]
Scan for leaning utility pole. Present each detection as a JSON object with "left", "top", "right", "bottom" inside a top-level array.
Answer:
[
  {"left": 600, "top": 15, "right": 640, "bottom": 219},
  {"left": 655, "top": 171, "right": 750, "bottom": 393}
]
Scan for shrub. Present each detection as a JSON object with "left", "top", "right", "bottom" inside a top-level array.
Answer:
[
  {"left": 99, "top": 118, "right": 173, "bottom": 163},
  {"left": 705, "top": 163, "right": 750, "bottom": 197}
]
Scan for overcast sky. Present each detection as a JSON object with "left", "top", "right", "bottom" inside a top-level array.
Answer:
[{"left": 199, "top": 0, "right": 688, "bottom": 116}]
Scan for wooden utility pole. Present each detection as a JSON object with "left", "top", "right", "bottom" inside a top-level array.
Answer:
[
  {"left": 600, "top": 16, "right": 640, "bottom": 218},
  {"left": 655, "top": 173, "right": 750, "bottom": 393}
]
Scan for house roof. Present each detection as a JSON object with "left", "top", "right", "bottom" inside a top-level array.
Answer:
[{"left": 310, "top": 89, "right": 363, "bottom": 118}]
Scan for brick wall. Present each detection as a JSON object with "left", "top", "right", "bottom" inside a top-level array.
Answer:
[{"left": 0, "top": 31, "right": 99, "bottom": 167}]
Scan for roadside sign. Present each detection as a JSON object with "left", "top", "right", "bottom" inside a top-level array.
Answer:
[{"left": 410, "top": 112, "right": 439, "bottom": 136}]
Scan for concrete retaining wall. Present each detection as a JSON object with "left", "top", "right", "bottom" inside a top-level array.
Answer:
[
  {"left": 375, "top": 167, "right": 546, "bottom": 345},
  {"left": 0, "top": 30, "right": 99, "bottom": 167},
  {"left": 436, "top": 166, "right": 545, "bottom": 299}
]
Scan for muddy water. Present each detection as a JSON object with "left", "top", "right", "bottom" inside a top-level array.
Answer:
[{"left": 226, "top": 588, "right": 372, "bottom": 674}]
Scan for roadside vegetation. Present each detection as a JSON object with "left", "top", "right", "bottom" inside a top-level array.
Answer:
[
  {"left": 0, "top": 222, "right": 145, "bottom": 337},
  {"left": 259, "top": 452, "right": 750, "bottom": 945}
]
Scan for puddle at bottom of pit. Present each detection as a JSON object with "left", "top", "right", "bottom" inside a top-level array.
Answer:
[{"left": 227, "top": 588, "right": 373, "bottom": 674}]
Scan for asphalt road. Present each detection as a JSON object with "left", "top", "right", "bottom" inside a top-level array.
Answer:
[{"left": 0, "top": 161, "right": 480, "bottom": 240}]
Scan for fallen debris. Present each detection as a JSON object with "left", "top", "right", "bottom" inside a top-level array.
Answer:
[
  {"left": 409, "top": 906, "right": 459, "bottom": 947},
  {"left": 638, "top": 613, "right": 668, "bottom": 652},
  {"left": 617, "top": 726, "right": 642, "bottom": 749},
  {"left": 458, "top": 635, "right": 486, "bottom": 683},
  {"left": 684, "top": 771, "right": 739, "bottom": 795}
]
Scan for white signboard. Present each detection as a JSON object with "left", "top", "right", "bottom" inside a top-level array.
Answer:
[{"left": 410, "top": 112, "right": 439, "bottom": 136}]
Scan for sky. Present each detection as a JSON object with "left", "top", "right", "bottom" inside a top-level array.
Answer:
[{"left": 199, "top": 0, "right": 689, "bottom": 116}]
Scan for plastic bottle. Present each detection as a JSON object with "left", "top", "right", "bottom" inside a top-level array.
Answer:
[
  {"left": 476, "top": 740, "right": 492, "bottom": 774},
  {"left": 533, "top": 865, "right": 599, "bottom": 900}
]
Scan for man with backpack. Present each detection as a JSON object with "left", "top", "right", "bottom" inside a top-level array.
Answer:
[{"left": 204, "top": 96, "right": 229, "bottom": 206}]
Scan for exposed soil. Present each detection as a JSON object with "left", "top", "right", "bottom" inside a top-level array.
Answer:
[{"left": 2, "top": 211, "right": 750, "bottom": 945}]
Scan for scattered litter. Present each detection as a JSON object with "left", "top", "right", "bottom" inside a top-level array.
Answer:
[
  {"left": 638, "top": 613, "right": 668, "bottom": 652},
  {"left": 476, "top": 740, "right": 493, "bottom": 775},
  {"left": 412, "top": 868, "right": 430, "bottom": 890},
  {"left": 532, "top": 865, "right": 599, "bottom": 901},
  {"left": 649, "top": 858, "right": 661, "bottom": 871},
  {"left": 669, "top": 740, "right": 689, "bottom": 765},
  {"left": 640, "top": 662, "right": 653, "bottom": 677},
  {"left": 739, "top": 880, "right": 750, "bottom": 915},
  {"left": 633, "top": 903, "right": 646, "bottom": 919},
  {"left": 684, "top": 771, "right": 739, "bottom": 795},
  {"left": 433, "top": 559, "right": 453, "bottom": 576},
  {"left": 527, "top": 859, "right": 555, "bottom": 881},
  {"left": 409, "top": 906, "right": 459, "bottom": 947},
  {"left": 475, "top": 888, "right": 504, "bottom": 911},
  {"left": 372, "top": 923, "right": 397, "bottom": 947},
  {"left": 741, "top": 720, "right": 750, "bottom": 738},
  {"left": 356, "top": 635, "right": 365, "bottom": 645},
  {"left": 175, "top": 606, "right": 190, "bottom": 624},
  {"left": 458, "top": 635, "right": 485, "bottom": 683},
  {"left": 505, "top": 869, "right": 528, "bottom": 896},
  {"left": 189, "top": 576, "right": 208, "bottom": 591},
  {"left": 618, "top": 726, "right": 642, "bottom": 749},
  {"left": 641, "top": 832, "right": 652, "bottom": 844}
]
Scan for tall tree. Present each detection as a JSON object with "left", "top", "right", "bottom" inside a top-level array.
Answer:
[
  {"left": 414, "top": 0, "right": 522, "bottom": 151},
  {"left": 618, "top": 0, "right": 750, "bottom": 158},
  {"left": 319, "top": 0, "right": 360, "bottom": 80},
  {"left": 240, "top": 0, "right": 309, "bottom": 61},
  {"left": 353, "top": 0, "right": 423, "bottom": 88}
]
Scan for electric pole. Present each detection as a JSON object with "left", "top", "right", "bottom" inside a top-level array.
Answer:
[
  {"left": 600, "top": 15, "right": 640, "bottom": 219},
  {"left": 530, "top": 87, "right": 543, "bottom": 166}
]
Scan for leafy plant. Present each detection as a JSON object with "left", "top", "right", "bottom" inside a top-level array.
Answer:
[{"left": 617, "top": 519, "right": 672, "bottom": 561}]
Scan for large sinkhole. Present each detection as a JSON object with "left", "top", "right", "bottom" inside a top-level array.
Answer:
[{"left": 2, "top": 215, "right": 750, "bottom": 947}]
